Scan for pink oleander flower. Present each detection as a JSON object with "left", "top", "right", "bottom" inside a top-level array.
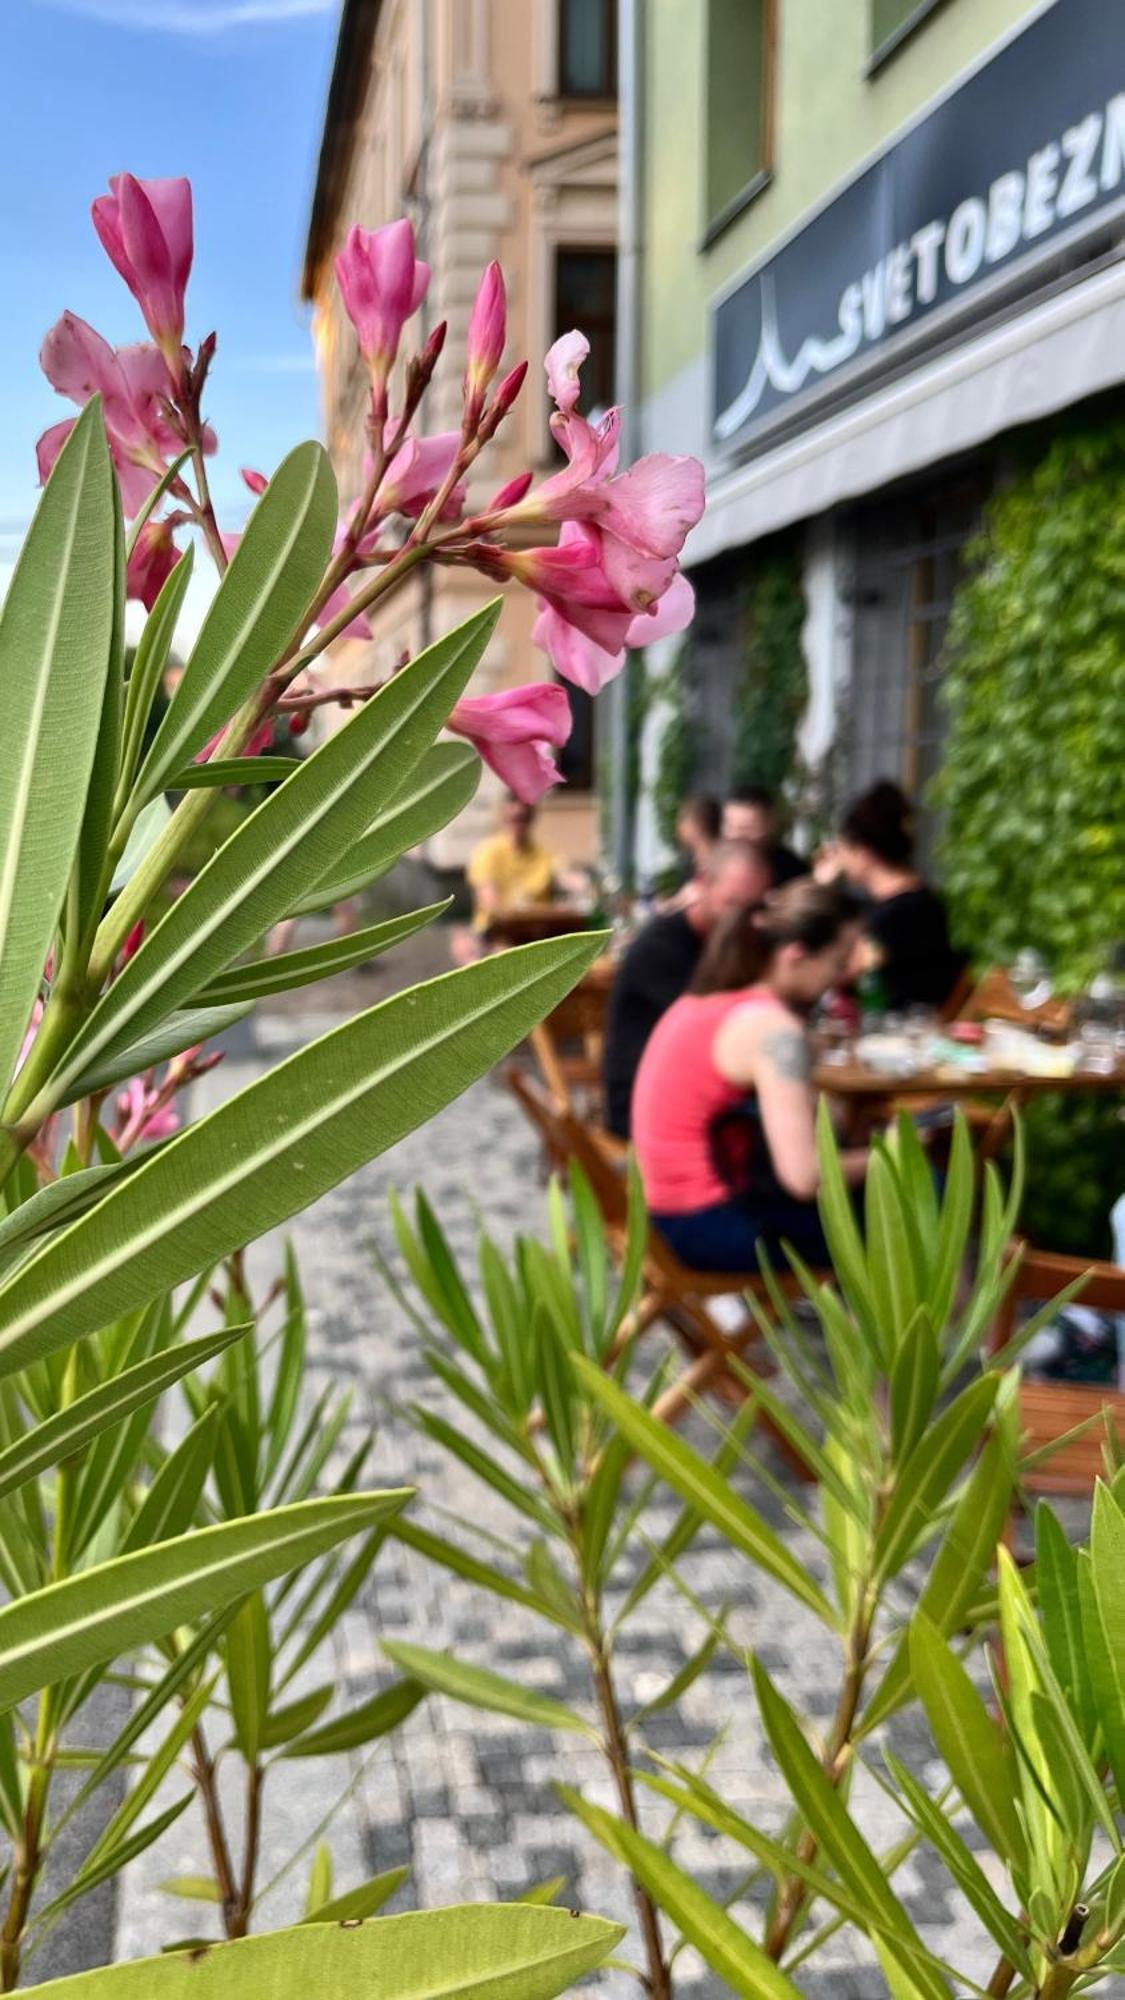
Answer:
[
  {"left": 194, "top": 714, "right": 276, "bottom": 765},
  {"left": 378, "top": 432, "right": 464, "bottom": 520},
  {"left": 499, "top": 329, "right": 706, "bottom": 575},
  {"left": 92, "top": 175, "right": 193, "bottom": 366},
  {"left": 126, "top": 517, "right": 183, "bottom": 611},
  {"left": 335, "top": 219, "right": 429, "bottom": 389},
  {"left": 241, "top": 465, "right": 268, "bottom": 495},
  {"left": 598, "top": 452, "right": 707, "bottom": 562},
  {"left": 38, "top": 312, "right": 213, "bottom": 518},
  {"left": 318, "top": 574, "right": 374, "bottom": 642},
  {"left": 16, "top": 997, "right": 44, "bottom": 1079},
  {"left": 464, "top": 261, "right": 506, "bottom": 418},
  {"left": 483, "top": 524, "right": 637, "bottom": 658},
  {"left": 487, "top": 471, "right": 534, "bottom": 512},
  {"left": 115, "top": 1075, "right": 180, "bottom": 1144},
  {"left": 545, "top": 329, "right": 588, "bottom": 416},
  {"left": 448, "top": 683, "right": 571, "bottom": 804},
  {"left": 533, "top": 568, "right": 696, "bottom": 693}
]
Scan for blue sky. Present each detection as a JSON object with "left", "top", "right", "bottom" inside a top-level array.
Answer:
[{"left": 2, "top": 0, "right": 341, "bottom": 617}]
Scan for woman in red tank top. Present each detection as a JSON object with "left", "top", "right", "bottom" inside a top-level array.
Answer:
[{"left": 632, "top": 881, "right": 867, "bottom": 1273}]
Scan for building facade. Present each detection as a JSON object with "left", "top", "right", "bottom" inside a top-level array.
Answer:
[
  {"left": 302, "top": 0, "right": 620, "bottom": 865},
  {"left": 626, "top": 0, "right": 1125, "bottom": 875}
]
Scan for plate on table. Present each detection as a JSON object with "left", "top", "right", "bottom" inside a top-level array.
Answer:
[{"left": 855, "top": 1033, "right": 925, "bottom": 1078}]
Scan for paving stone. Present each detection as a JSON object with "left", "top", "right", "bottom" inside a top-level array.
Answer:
[{"left": 104, "top": 977, "right": 992, "bottom": 1992}]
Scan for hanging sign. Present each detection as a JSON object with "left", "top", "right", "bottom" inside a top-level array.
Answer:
[{"left": 712, "top": 0, "right": 1125, "bottom": 451}]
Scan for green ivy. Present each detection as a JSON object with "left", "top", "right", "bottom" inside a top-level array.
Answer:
[
  {"left": 731, "top": 552, "right": 808, "bottom": 803},
  {"left": 650, "top": 546, "right": 807, "bottom": 851},
  {"left": 938, "top": 424, "right": 1125, "bottom": 987},
  {"left": 937, "top": 421, "right": 1125, "bottom": 1256},
  {"left": 651, "top": 645, "right": 698, "bottom": 850}
]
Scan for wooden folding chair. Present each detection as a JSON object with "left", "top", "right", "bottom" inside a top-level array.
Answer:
[
  {"left": 993, "top": 1242, "right": 1125, "bottom": 1494},
  {"left": 528, "top": 969, "right": 610, "bottom": 1122},
  {"left": 506, "top": 1067, "right": 820, "bottom": 1472},
  {"left": 957, "top": 968, "right": 1073, "bottom": 1037}
]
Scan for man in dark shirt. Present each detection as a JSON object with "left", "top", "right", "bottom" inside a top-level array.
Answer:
[
  {"left": 722, "top": 785, "right": 807, "bottom": 887},
  {"left": 603, "top": 840, "right": 774, "bottom": 1138}
]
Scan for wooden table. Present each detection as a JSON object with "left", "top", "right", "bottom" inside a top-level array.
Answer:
[
  {"left": 485, "top": 903, "right": 591, "bottom": 947},
  {"left": 813, "top": 1056, "right": 1124, "bottom": 1158},
  {"left": 813, "top": 1058, "right": 1125, "bottom": 1101}
]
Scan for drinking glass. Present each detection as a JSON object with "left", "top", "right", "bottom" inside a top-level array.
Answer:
[{"left": 1009, "top": 948, "right": 1052, "bottom": 1013}]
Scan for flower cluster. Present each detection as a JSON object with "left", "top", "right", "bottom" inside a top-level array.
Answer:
[{"left": 37, "top": 180, "right": 705, "bottom": 801}]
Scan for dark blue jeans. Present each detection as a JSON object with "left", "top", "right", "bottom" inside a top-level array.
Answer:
[{"left": 652, "top": 1196, "right": 830, "bottom": 1274}]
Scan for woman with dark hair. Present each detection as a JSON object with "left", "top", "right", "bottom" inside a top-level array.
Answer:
[
  {"left": 823, "top": 781, "right": 965, "bottom": 1011},
  {"left": 631, "top": 880, "right": 867, "bottom": 1272}
]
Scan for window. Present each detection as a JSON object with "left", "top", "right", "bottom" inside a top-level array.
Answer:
[
  {"left": 869, "top": 0, "right": 951, "bottom": 72},
  {"left": 553, "top": 247, "right": 617, "bottom": 416},
  {"left": 556, "top": 684, "right": 596, "bottom": 790},
  {"left": 848, "top": 480, "right": 988, "bottom": 863},
  {"left": 705, "top": 0, "right": 776, "bottom": 237},
  {"left": 558, "top": 0, "right": 616, "bottom": 98},
  {"left": 551, "top": 245, "right": 617, "bottom": 789}
]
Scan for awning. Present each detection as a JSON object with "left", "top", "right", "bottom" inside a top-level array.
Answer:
[{"left": 686, "top": 257, "right": 1125, "bottom": 564}]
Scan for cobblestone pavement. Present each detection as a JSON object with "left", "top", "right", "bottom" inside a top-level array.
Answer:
[{"left": 112, "top": 948, "right": 993, "bottom": 1996}]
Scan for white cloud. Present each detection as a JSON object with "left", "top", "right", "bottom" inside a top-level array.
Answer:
[{"left": 36, "top": 0, "right": 336, "bottom": 34}]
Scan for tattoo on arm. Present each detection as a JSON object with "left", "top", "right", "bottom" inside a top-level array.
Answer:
[{"left": 761, "top": 1028, "right": 811, "bottom": 1083}]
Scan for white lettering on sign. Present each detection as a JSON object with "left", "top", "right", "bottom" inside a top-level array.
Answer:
[
  {"left": 945, "top": 197, "right": 987, "bottom": 283},
  {"left": 885, "top": 242, "right": 913, "bottom": 323},
  {"left": 910, "top": 220, "right": 945, "bottom": 304},
  {"left": 1023, "top": 142, "right": 1060, "bottom": 236},
  {"left": 985, "top": 173, "right": 1025, "bottom": 264},
  {"left": 1058, "top": 112, "right": 1102, "bottom": 216},
  {"left": 715, "top": 87, "right": 1125, "bottom": 442},
  {"left": 1101, "top": 93, "right": 1125, "bottom": 190}
]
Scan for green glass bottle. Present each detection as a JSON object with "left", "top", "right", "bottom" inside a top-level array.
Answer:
[{"left": 857, "top": 964, "right": 888, "bottom": 1025}]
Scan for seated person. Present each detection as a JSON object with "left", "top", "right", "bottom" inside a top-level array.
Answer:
[
  {"left": 631, "top": 880, "right": 867, "bottom": 1273},
  {"left": 661, "top": 794, "right": 722, "bottom": 908},
  {"left": 457, "top": 796, "right": 559, "bottom": 959},
  {"left": 602, "top": 839, "right": 774, "bottom": 1139},
  {"left": 722, "top": 784, "right": 807, "bottom": 886},
  {"left": 818, "top": 781, "right": 966, "bottom": 1012}
]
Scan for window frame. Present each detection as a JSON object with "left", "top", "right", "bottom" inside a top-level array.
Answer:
[
  {"left": 556, "top": 0, "right": 617, "bottom": 102},
  {"left": 552, "top": 242, "right": 617, "bottom": 419},
  {"left": 866, "top": 0, "right": 953, "bottom": 78},
  {"left": 700, "top": 0, "right": 778, "bottom": 251}
]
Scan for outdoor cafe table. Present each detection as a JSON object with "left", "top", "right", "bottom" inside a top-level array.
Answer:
[
  {"left": 812, "top": 1053, "right": 1125, "bottom": 1156},
  {"left": 485, "top": 903, "right": 591, "bottom": 947}
]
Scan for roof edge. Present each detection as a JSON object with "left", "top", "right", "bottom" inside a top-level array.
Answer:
[{"left": 301, "top": 0, "right": 382, "bottom": 301}]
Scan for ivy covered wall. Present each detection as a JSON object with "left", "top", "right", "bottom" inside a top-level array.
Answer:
[
  {"left": 938, "top": 419, "right": 1125, "bottom": 1256},
  {"left": 938, "top": 424, "right": 1125, "bottom": 987}
]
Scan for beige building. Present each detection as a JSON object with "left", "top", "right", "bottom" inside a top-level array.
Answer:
[{"left": 302, "top": 0, "right": 619, "bottom": 865}]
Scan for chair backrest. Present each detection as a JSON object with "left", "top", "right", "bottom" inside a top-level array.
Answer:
[
  {"left": 995, "top": 1239, "right": 1125, "bottom": 1493},
  {"left": 938, "top": 964, "right": 976, "bottom": 1024},
  {"left": 1009, "top": 1244, "right": 1125, "bottom": 1315},
  {"left": 529, "top": 1023, "right": 574, "bottom": 1113},
  {"left": 507, "top": 1067, "right": 631, "bottom": 1233},
  {"left": 507, "top": 1062, "right": 574, "bottom": 1172},
  {"left": 958, "top": 967, "right": 1072, "bottom": 1033},
  {"left": 542, "top": 978, "right": 609, "bottom": 1046}
]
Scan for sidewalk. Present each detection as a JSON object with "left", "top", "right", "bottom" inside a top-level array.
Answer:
[{"left": 105, "top": 933, "right": 981, "bottom": 1996}]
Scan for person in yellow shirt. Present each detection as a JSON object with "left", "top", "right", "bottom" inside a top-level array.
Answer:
[
  {"left": 468, "top": 796, "right": 558, "bottom": 930},
  {"left": 450, "top": 797, "right": 562, "bottom": 963}
]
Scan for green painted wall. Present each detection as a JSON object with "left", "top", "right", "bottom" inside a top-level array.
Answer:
[{"left": 642, "top": 0, "right": 1040, "bottom": 399}]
